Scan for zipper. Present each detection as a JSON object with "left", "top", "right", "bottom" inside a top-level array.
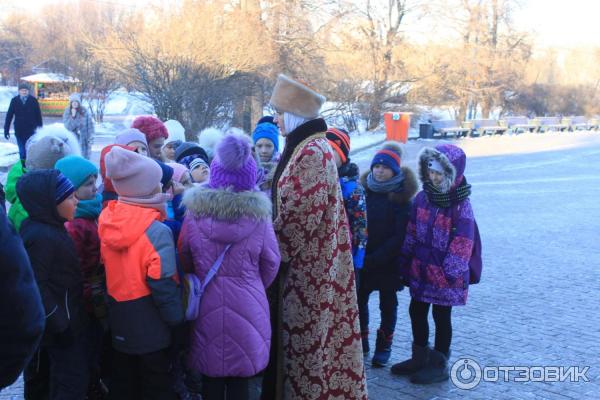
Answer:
[{"left": 65, "top": 289, "right": 71, "bottom": 320}]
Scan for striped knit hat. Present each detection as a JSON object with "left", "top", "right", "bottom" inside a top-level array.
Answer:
[
  {"left": 326, "top": 127, "right": 350, "bottom": 164},
  {"left": 55, "top": 172, "right": 75, "bottom": 204},
  {"left": 371, "top": 142, "right": 403, "bottom": 175}
]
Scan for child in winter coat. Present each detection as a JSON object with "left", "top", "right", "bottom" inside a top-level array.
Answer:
[
  {"left": 114, "top": 128, "right": 149, "bottom": 157},
  {"left": 55, "top": 155, "right": 108, "bottom": 397},
  {"left": 98, "top": 147, "right": 183, "bottom": 399},
  {"left": 5, "top": 125, "right": 80, "bottom": 231},
  {"left": 162, "top": 120, "right": 186, "bottom": 161},
  {"left": 17, "top": 169, "right": 90, "bottom": 400},
  {"left": 391, "top": 144, "right": 476, "bottom": 384},
  {"left": 178, "top": 133, "right": 281, "bottom": 400},
  {"left": 326, "top": 127, "right": 367, "bottom": 280},
  {"left": 358, "top": 142, "right": 418, "bottom": 367},
  {"left": 175, "top": 142, "right": 211, "bottom": 184},
  {"left": 99, "top": 144, "right": 135, "bottom": 208},
  {"left": 131, "top": 116, "right": 169, "bottom": 160},
  {"left": 252, "top": 119, "right": 280, "bottom": 195}
]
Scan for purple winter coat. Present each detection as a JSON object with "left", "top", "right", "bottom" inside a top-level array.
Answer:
[
  {"left": 401, "top": 144, "right": 475, "bottom": 306},
  {"left": 179, "top": 186, "right": 281, "bottom": 377}
]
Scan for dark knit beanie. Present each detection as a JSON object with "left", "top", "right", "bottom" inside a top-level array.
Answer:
[
  {"left": 326, "top": 128, "right": 350, "bottom": 164},
  {"left": 156, "top": 160, "right": 175, "bottom": 187}
]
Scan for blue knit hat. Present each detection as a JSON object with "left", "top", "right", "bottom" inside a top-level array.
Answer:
[
  {"left": 252, "top": 122, "right": 280, "bottom": 153},
  {"left": 55, "top": 155, "right": 98, "bottom": 189},
  {"left": 370, "top": 142, "right": 403, "bottom": 175},
  {"left": 55, "top": 172, "right": 75, "bottom": 204}
]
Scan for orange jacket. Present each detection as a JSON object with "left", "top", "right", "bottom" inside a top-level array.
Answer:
[{"left": 98, "top": 201, "right": 183, "bottom": 354}]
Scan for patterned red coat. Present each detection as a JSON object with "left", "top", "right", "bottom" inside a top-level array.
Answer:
[{"left": 270, "top": 118, "right": 367, "bottom": 400}]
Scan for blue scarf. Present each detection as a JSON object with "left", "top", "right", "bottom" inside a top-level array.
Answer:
[
  {"left": 75, "top": 193, "right": 102, "bottom": 219},
  {"left": 367, "top": 169, "right": 405, "bottom": 193}
]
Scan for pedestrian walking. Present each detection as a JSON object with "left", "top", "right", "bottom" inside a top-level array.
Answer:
[{"left": 3, "top": 83, "right": 43, "bottom": 160}]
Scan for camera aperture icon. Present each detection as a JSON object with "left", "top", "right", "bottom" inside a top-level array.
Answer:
[{"left": 451, "top": 357, "right": 482, "bottom": 390}]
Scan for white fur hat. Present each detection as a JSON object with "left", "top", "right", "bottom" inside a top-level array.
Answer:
[
  {"left": 164, "top": 120, "right": 186, "bottom": 144},
  {"left": 197, "top": 127, "right": 224, "bottom": 161},
  {"left": 269, "top": 74, "right": 326, "bottom": 119}
]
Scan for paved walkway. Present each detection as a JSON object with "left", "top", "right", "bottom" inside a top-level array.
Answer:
[{"left": 2, "top": 134, "right": 599, "bottom": 399}]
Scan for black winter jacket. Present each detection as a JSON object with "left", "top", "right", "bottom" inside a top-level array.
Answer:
[
  {"left": 0, "top": 210, "right": 45, "bottom": 389},
  {"left": 3, "top": 95, "right": 43, "bottom": 138},
  {"left": 360, "top": 167, "right": 418, "bottom": 291},
  {"left": 17, "top": 170, "right": 88, "bottom": 346}
]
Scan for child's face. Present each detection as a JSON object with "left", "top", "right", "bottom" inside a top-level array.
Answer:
[
  {"left": 57, "top": 193, "right": 79, "bottom": 221},
  {"left": 162, "top": 143, "right": 176, "bottom": 161},
  {"left": 255, "top": 138, "right": 275, "bottom": 163},
  {"left": 191, "top": 165, "right": 209, "bottom": 183},
  {"left": 180, "top": 171, "right": 193, "bottom": 188},
  {"left": 428, "top": 169, "right": 444, "bottom": 188},
  {"left": 128, "top": 141, "right": 148, "bottom": 157},
  {"left": 372, "top": 164, "right": 394, "bottom": 182},
  {"left": 75, "top": 175, "right": 97, "bottom": 201}
]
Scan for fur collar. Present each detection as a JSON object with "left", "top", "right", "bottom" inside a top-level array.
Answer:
[
  {"left": 182, "top": 186, "right": 272, "bottom": 221},
  {"left": 271, "top": 118, "right": 327, "bottom": 214},
  {"left": 360, "top": 166, "right": 418, "bottom": 205},
  {"left": 418, "top": 147, "right": 456, "bottom": 192}
]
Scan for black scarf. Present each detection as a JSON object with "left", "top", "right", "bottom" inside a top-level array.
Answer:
[
  {"left": 271, "top": 118, "right": 328, "bottom": 216},
  {"left": 423, "top": 177, "right": 472, "bottom": 208}
]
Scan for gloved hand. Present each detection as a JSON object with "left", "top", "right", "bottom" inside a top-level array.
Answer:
[{"left": 3, "top": 132, "right": 9, "bottom": 140}]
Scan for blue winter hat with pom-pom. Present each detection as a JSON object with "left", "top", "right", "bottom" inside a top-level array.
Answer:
[{"left": 209, "top": 134, "right": 257, "bottom": 192}]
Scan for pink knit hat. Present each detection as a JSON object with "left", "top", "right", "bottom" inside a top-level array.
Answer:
[
  {"left": 167, "top": 162, "right": 189, "bottom": 183},
  {"left": 209, "top": 133, "right": 257, "bottom": 192},
  {"left": 105, "top": 146, "right": 162, "bottom": 197},
  {"left": 115, "top": 128, "right": 148, "bottom": 147},
  {"left": 131, "top": 115, "right": 169, "bottom": 143}
]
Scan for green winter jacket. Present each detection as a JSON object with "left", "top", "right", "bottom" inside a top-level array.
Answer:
[{"left": 6, "top": 160, "right": 28, "bottom": 231}]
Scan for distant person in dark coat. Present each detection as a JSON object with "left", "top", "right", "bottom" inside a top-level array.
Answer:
[
  {"left": 3, "top": 83, "right": 44, "bottom": 160},
  {"left": 0, "top": 205, "right": 45, "bottom": 390}
]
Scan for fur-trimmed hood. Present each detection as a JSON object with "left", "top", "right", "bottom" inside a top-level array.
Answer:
[
  {"left": 418, "top": 144, "right": 466, "bottom": 192},
  {"left": 183, "top": 186, "right": 271, "bottom": 221},
  {"left": 360, "top": 166, "right": 419, "bottom": 205}
]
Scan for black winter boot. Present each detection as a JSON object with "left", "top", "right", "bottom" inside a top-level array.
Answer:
[
  {"left": 410, "top": 349, "right": 450, "bottom": 384},
  {"left": 390, "top": 343, "right": 430, "bottom": 376},
  {"left": 371, "top": 329, "right": 393, "bottom": 367}
]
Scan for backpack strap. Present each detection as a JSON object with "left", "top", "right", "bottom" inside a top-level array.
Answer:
[{"left": 201, "top": 244, "right": 232, "bottom": 290}]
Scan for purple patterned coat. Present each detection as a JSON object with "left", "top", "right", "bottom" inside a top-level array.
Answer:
[
  {"left": 179, "top": 187, "right": 281, "bottom": 377},
  {"left": 401, "top": 144, "right": 475, "bottom": 306}
]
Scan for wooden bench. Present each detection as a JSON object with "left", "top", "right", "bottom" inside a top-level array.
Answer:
[
  {"left": 535, "top": 117, "right": 569, "bottom": 132},
  {"left": 587, "top": 118, "right": 600, "bottom": 131},
  {"left": 566, "top": 116, "right": 588, "bottom": 131},
  {"left": 431, "top": 120, "right": 471, "bottom": 138},
  {"left": 502, "top": 116, "right": 537, "bottom": 134},
  {"left": 471, "top": 119, "right": 506, "bottom": 136}
]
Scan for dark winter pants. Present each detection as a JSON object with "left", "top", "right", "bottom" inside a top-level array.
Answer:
[
  {"left": 202, "top": 376, "right": 249, "bottom": 400},
  {"left": 109, "top": 348, "right": 177, "bottom": 400},
  {"left": 409, "top": 299, "right": 452, "bottom": 355},
  {"left": 357, "top": 286, "right": 398, "bottom": 335},
  {"left": 16, "top": 133, "right": 33, "bottom": 160},
  {"left": 46, "top": 332, "right": 91, "bottom": 400}
]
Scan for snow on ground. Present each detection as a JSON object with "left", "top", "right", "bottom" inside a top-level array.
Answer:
[{"left": 0, "top": 86, "right": 17, "bottom": 113}]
